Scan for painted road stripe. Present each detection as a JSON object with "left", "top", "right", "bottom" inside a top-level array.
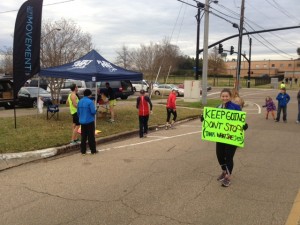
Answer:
[
  {"left": 97, "top": 131, "right": 201, "bottom": 152},
  {"left": 285, "top": 189, "right": 300, "bottom": 225}
]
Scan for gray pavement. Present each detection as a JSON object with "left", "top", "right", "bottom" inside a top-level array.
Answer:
[{"left": 0, "top": 88, "right": 299, "bottom": 225}]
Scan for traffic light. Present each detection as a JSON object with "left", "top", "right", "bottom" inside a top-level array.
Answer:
[
  {"left": 218, "top": 44, "right": 223, "bottom": 54},
  {"left": 230, "top": 46, "right": 234, "bottom": 55}
]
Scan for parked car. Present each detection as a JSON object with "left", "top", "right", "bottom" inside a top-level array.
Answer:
[
  {"left": 98, "top": 80, "right": 134, "bottom": 100},
  {"left": 152, "top": 82, "right": 160, "bottom": 88},
  {"left": 200, "top": 85, "right": 212, "bottom": 94},
  {"left": 30, "top": 78, "right": 95, "bottom": 103},
  {"left": 152, "top": 84, "right": 184, "bottom": 97},
  {"left": 0, "top": 75, "right": 14, "bottom": 109},
  {"left": 177, "top": 83, "right": 212, "bottom": 94},
  {"left": 17, "top": 87, "right": 60, "bottom": 108},
  {"left": 29, "top": 78, "right": 49, "bottom": 90},
  {"left": 131, "top": 80, "right": 149, "bottom": 92},
  {"left": 57, "top": 79, "right": 89, "bottom": 104}
]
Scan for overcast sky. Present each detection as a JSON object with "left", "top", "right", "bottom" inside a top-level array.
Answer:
[{"left": 0, "top": 0, "right": 299, "bottom": 62}]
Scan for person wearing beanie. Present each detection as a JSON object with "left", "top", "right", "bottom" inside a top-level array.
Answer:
[{"left": 77, "top": 89, "right": 97, "bottom": 155}]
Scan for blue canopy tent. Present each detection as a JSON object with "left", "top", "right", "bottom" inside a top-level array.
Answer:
[
  {"left": 40, "top": 49, "right": 142, "bottom": 126},
  {"left": 40, "top": 49, "right": 143, "bottom": 81}
]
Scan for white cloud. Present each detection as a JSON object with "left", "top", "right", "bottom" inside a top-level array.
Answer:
[{"left": 0, "top": 0, "right": 299, "bottom": 62}]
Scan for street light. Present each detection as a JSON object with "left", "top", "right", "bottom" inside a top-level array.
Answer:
[
  {"left": 177, "top": 0, "right": 204, "bottom": 80},
  {"left": 195, "top": 2, "right": 205, "bottom": 80},
  {"left": 177, "top": 0, "right": 217, "bottom": 104}
]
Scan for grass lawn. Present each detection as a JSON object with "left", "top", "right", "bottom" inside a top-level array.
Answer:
[{"left": 1, "top": 102, "right": 203, "bottom": 153}]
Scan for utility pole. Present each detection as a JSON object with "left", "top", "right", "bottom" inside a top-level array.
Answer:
[
  {"left": 195, "top": 2, "right": 204, "bottom": 80},
  {"left": 202, "top": 0, "right": 209, "bottom": 105},
  {"left": 236, "top": 0, "right": 245, "bottom": 90},
  {"left": 247, "top": 37, "right": 252, "bottom": 88}
]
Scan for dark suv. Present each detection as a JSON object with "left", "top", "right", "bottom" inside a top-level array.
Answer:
[
  {"left": 0, "top": 75, "right": 14, "bottom": 109},
  {"left": 98, "top": 80, "right": 133, "bottom": 100}
]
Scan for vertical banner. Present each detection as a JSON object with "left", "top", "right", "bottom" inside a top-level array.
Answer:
[
  {"left": 13, "top": 0, "right": 43, "bottom": 98},
  {"left": 201, "top": 107, "right": 246, "bottom": 148}
]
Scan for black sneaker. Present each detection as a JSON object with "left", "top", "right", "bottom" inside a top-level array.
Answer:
[
  {"left": 275, "top": 120, "right": 279, "bottom": 122},
  {"left": 221, "top": 178, "right": 231, "bottom": 187},
  {"left": 217, "top": 172, "right": 226, "bottom": 182}
]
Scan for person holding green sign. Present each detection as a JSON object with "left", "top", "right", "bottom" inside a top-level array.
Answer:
[{"left": 201, "top": 88, "right": 248, "bottom": 187}]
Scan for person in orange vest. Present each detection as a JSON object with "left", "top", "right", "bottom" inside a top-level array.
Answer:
[
  {"left": 136, "top": 90, "right": 153, "bottom": 138},
  {"left": 165, "top": 89, "right": 177, "bottom": 129}
]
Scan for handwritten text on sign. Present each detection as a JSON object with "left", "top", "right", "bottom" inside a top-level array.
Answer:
[{"left": 201, "top": 107, "right": 246, "bottom": 147}]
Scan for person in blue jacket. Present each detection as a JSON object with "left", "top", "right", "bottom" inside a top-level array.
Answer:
[
  {"left": 77, "top": 89, "right": 97, "bottom": 155},
  {"left": 275, "top": 88, "right": 290, "bottom": 123}
]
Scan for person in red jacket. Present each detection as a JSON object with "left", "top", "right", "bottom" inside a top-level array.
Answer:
[
  {"left": 136, "top": 90, "right": 153, "bottom": 138},
  {"left": 165, "top": 89, "right": 177, "bottom": 129}
]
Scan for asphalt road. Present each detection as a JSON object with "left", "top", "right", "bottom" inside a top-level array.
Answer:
[{"left": 0, "top": 88, "right": 299, "bottom": 225}]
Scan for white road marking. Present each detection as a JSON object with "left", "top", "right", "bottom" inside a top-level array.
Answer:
[
  {"left": 97, "top": 131, "right": 201, "bottom": 152},
  {"left": 97, "top": 89, "right": 268, "bottom": 153}
]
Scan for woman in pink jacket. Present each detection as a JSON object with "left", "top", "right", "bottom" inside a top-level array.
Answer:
[{"left": 165, "top": 89, "right": 177, "bottom": 129}]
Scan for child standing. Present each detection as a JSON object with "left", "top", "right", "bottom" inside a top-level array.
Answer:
[
  {"left": 275, "top": 88, "right": 290, "bottom": 122},
  {"left": 231, "top": 88, "right": 245, "bottom": 109},
  {"left": 262, "top": 96, "right": 276, "bottom": 120},
  {"left": 202, "top": 88, "right": 248, "bottom": 187}
]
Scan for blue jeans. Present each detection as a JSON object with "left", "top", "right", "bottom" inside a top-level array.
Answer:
[{"left": 276, "top": 105, "right": 287, "bottom": 121}]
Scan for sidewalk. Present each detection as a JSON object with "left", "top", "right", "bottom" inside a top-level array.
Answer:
[{"left": 0, "top": 118, "right": 196, "bottom": 171}]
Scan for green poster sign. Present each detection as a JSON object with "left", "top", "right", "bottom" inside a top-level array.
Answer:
[{"left": 201, "top": 107, "right": 246, "bottom": 148}]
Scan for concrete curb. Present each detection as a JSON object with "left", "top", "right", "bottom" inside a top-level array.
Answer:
[{"left": 0, "top": 116, "right": 199, "bottom": 171}]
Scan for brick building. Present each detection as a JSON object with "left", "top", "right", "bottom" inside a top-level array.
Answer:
[{"left": 225, "top": 59, "right": 300, "bottom": 79}]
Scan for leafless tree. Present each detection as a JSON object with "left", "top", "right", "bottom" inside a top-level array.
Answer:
[
  {"left": 0, "top": 47, "right": 13, "bottom": 75},
  {"left": 119, "top": 38, "right": 181, "bottom": 85},
  {"left": 208, "top": 47, "right": 226, "bottom": 86},
  {"left": 41, "top": 18, "right": 94, "bottom": 103},
  {"left": 114, "top": 45, "right": 134, "bottom": 69}
]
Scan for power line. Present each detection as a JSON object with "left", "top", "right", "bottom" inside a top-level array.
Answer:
[
  {"left": 250, "top": 35, "right": 293, "bottom": 59},
  {"left": 244, "top": 19, "right": 299, "bottom": 47},
  {"left": 244, "top": 22, "right": 296, "bottom": 59},
  {"left": 209, "top": 6, "right": 239, "bottom": 21},
  {"left": 216, "top": 2, "right": 299, "bottom": 56},
  {"left": 0, "top": 0, "right": 75, "bottom": 14},
  {"left": 211, "top": 3, "right": 240, "bottom": 18},
  {"left": 265, "top": 0, "right": 300, "bottom": 24},
  {"left": 176, "top": 2, "right": 189, "bottom": 44}
]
